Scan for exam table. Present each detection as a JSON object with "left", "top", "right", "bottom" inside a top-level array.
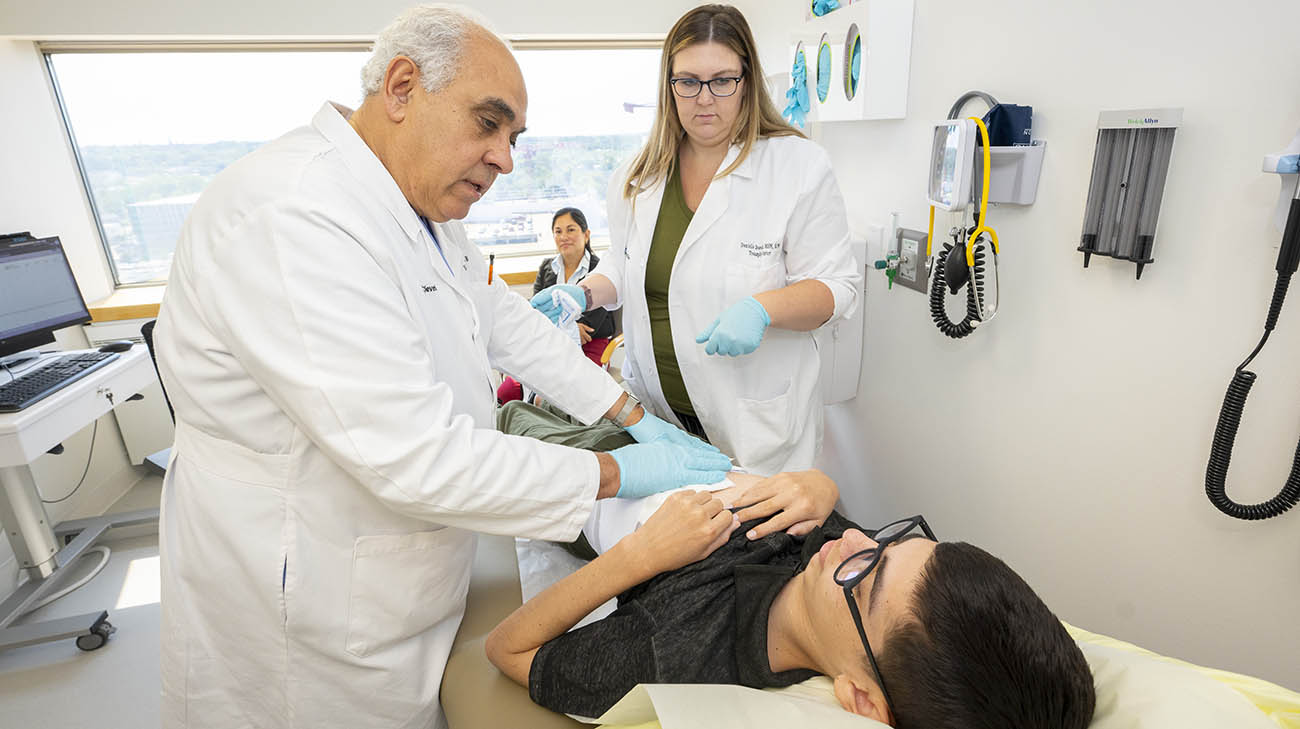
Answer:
[
  {"left": 442, "top": 534, "right": 1300, "bottom": 729},
  {"left": 442, "top": 533, "right": 584, "bottom": 729}
]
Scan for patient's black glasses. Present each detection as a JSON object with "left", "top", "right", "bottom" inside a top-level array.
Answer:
[
  {"left": 833, "top": 515, "right": 937, "bottom": 713},
  {"left": 669, "top": 76, "right": 743, "bottom": 98}
]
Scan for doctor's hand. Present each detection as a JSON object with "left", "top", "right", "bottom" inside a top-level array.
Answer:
[
  {"left": 608, "top": 441, "right": 732, "bottom": 499},
  {"left": 621, "top": 491, "right": 739, "bottom": 575},
  {"left": 624, "top": 411, "right": 723, "bottom": 456},
  {"left": 696, "top": 296, "right": 771, "bottom": 357},
  {"left": 731, "top": 469, "right": 839, "bottom": 539},
  {"left": 530, "top": 284, "right": 586, "bottom": 324}
]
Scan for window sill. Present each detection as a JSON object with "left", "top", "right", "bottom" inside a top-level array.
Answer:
[
  {"left": 86, "top": 260, "right": 555, "bottom": 323},
  {"left": 499, "top": 271, "right": 537, "bottom": 286},
  {"left": 88, "top": 285, "right": 166, "bottom": 322}
]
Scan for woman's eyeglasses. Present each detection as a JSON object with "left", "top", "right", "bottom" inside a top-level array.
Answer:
[{"left": 669, "top": 76, "right": 743, "bottom": 98}]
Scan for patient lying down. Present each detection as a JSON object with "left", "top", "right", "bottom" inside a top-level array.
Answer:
[{"left": 487, "top": 480, "right": 1096, "bottom": 729}]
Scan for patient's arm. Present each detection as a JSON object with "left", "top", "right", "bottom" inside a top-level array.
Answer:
[
  {"left": 731, "top": 469, "right": 839, "bottom": 539},
  {"left": 486, "top": 491, "right": 740, "bottom": 687}
]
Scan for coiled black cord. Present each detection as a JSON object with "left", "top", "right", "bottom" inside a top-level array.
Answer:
[
  {"left": 1205, "top": 273, "right": 1300, "bottom": 520},
  {"left": 929, "top": 241, "right": 985, "bottom": 339}
]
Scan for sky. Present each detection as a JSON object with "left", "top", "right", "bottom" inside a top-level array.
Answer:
[{"left": 51, "top": 48, "right": 661, "bottom": 146}]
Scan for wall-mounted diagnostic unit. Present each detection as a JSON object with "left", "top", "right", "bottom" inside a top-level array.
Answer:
[
  {"left": 1203, "top": 128, "right": 1300, "bottom": 522},
  {"left": 928, "top": 119, "right": 978, "bottom": 211},
  {"left": 1078, "top": 108, "right": 1181, "bottom": 279}
]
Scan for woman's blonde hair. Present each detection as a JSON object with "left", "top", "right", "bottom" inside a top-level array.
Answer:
[{"left": 622, "top": 4, "right": 803, "bottom": 199}]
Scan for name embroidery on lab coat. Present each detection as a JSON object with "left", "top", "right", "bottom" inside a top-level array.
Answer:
[
  {"left": 422, "top": 284, "right": 438, "bottom": 293},
  {"left": 740, "top": 241, "right": 782, "bottom": 259}
]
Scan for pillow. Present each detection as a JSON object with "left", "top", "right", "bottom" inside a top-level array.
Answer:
[
  {"left": 1064, "top": 625, "right": 1299, "bottom": 729},
  {"left": 588, "top": 628, "right": 1300, "bottom": 729}
]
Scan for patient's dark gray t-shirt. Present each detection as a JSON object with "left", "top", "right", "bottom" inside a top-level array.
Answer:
[{"left": 528, "top": 511, "right": 864, "bottom": 718}]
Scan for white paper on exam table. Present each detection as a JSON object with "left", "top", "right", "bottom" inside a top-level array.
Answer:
[
  {"left": 590, "top": 680, "right": 886, "bottom": 728},
  {"left": 514, "top": 476, "right": 736, "bottom": 629}
]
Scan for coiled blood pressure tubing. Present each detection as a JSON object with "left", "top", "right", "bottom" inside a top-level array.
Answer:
[{"left": 1204, "top": 140, "right": 1300, "bottom": 520}]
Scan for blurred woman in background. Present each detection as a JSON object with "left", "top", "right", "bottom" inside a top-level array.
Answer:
[{"left": 498, "top": 207, "right": 617, "bottom": 403}]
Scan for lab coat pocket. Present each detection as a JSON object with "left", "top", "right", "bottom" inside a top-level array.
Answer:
[
  {"left": 621, "top": 359, "right": 645, "bottom": 402},
  {"left": 345, "top": 528, "right": 475, "bottom": 659},
  {"left": 731, "top": 385, "right": 795, "bottom": 473},
  {"left": 725, "top": 258, "right": 785, "bottom": 305}
]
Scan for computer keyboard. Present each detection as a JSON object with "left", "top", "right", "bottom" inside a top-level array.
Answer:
[{"left": 0, "top": 351, "right": 119, "bottom": 412}]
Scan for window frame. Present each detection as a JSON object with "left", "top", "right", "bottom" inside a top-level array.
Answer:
[{"left": 39, "top": 37, "right": 663, "bottom": 289}]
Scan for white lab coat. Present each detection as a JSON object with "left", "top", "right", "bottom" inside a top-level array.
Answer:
[
  {"left": 154, "top": 102, "right": 626, "bottom": 729},
  {"left": 593, "top": 136, "right": 859, "bottom": 475}
]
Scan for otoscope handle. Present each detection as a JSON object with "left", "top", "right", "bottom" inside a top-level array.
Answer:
[{"left": 1277, "top": 197, "right": 1300, "bottom": 275}]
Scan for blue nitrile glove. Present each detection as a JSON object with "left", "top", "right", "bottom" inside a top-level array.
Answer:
[
  {"left": 625, "top": 411, "right": 723, "bottom": 455},
  {"left": 609, "top": 441, "right": 733, "bottom": 499},
  {"left": 850, "top": 39, "right": 862, "bottom": 84},
  {"left": 782, "top": 53, "right": 810, "bottom": 129},
  {"left": 530, "top": 284, "right": 585, "bottom": 324},
  {"left": 812, "top": 0, "right": 840, "bottom": 16},
  {"left": 815, "top": 42, "right": 832, "bottom": 101},
  {"left": 695, "top": 296, "right": 771, "bottom": 357}
]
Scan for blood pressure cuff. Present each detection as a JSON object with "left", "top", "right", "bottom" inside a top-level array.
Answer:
[{"left": 982, "top": 104, "right": 1033, "bottom": 146}]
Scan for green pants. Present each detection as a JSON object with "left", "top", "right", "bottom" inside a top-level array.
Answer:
[
  {"left": 495, "top": 399, "right": 634, "bottom": 452},
  {"left": 495, "top": 400, "right": 635, "bottom": 559}
]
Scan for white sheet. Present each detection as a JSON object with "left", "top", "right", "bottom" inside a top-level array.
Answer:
[
  {"left": 593, "top": 681, "right": 884, "bottom": 728},
  {"left": 582, "top": 476, "right": 736, "bottom": 555}
]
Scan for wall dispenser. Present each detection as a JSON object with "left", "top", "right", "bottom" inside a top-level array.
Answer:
[{"left": 1078, "top": 108, "right": 1181, "bottom": 279}]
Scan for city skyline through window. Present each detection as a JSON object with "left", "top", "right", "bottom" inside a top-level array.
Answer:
[{"left": 48, "top": 47, "right": 660, "bottom": 285}]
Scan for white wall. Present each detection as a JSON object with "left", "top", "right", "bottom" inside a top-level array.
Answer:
[
  {"left": 2, "top": 0, "right": 1297, "bottom": 692},
  {"left": 0, "top": 41, "right": 114, "bottom": 301},
  {"left": 747, "top": 0, "right": 1300, "bottom": 689}
]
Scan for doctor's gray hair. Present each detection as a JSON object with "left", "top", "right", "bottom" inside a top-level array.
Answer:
[{"left": 360, "top": 4, "right": 500, "bottom": 97}]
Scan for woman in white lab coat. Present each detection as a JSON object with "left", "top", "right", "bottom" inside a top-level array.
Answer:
[{"left": 536, "top": 6, "right": 860, "bottom": 476}]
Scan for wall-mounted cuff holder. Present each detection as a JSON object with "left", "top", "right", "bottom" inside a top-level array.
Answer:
[{"left": 972, "top": 141, "right": 1047, "bottom": 205}]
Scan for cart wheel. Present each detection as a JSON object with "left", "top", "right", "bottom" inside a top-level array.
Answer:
[{"left": 76, "top": 619, "right": 116, "bottom": 651}]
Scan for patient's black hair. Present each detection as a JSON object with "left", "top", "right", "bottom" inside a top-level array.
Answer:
[{"left": 878, "top": 542, "right": 1095, "bottom": 729}]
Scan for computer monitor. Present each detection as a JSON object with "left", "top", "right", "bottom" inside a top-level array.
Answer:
[
  {"left": 0, "top": 231, "right": 34, "bottom": 245},
  {"left": 0, "top": 236, "right": 92, "bottom": 363}
]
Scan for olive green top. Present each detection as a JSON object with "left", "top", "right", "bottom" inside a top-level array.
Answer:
[{"left": 644, "top": 165, "right": 696, "bottom": 416}]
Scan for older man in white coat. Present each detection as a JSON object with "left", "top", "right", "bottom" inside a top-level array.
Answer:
[{"left": 154, "top": 6, "right": 731, "bottom": 728}]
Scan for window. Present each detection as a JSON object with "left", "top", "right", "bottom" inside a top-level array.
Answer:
[
  {"left": 47, "top": 49, "right": 370, "bottom": 285},
  {"left": 462, "top": 48, "right": 660, "bottom": 257},
  {"left": 46, "top": 44, "right": 660, "bottom": 286}
]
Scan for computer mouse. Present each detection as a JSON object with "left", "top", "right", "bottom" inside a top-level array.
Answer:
[{"left": 98, "top": 340, "right": 134, "bottom": 353}]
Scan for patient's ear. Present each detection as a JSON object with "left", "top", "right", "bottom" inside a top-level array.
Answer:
[{"left": 832, "top": 673, "right": 892, "bottom": 725}]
